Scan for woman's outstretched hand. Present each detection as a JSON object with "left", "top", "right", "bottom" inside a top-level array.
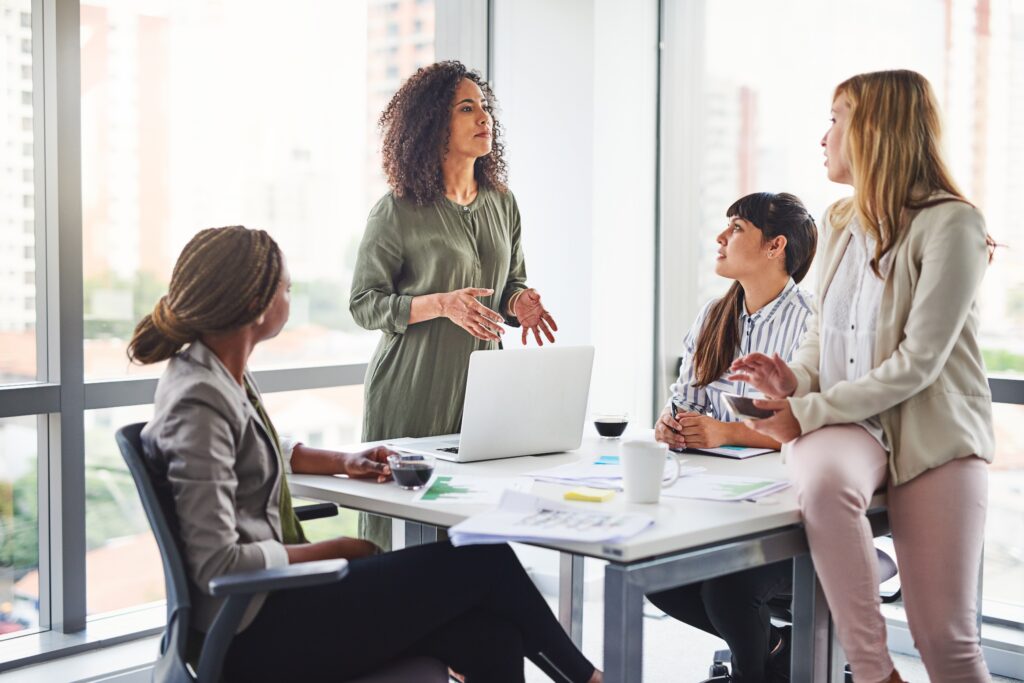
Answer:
[
  {"left": 441, "top": 287, "right": 506, "bottom": 342},
  {"left": 513, "top": 288, "right": 558, "bottom": 346},
  {"left": 728, "top": 352, "right": 798, "bottom": 400}
]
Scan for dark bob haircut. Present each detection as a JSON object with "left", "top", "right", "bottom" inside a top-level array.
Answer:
[{"left": 379, "top": 60, "right": 508, "bottom": 205}]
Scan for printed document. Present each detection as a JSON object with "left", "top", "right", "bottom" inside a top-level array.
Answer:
[{"left": 449, "top": 491, "right": 654, "bottom": 546}]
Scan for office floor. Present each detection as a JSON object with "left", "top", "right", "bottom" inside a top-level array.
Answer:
[{"left": 525, "top": 596, "right": 1023, "bottom": 683}]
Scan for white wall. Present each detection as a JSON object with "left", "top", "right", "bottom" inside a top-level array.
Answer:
[{"left": 492, "top": 0, "right": 658, "bottom": 428}]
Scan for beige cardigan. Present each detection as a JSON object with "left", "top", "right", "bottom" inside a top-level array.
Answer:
[{"left": 788, "top": 196, "right": 994, "bottom": 485}]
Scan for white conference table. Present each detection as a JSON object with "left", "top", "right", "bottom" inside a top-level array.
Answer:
[{"left": 289, "top": 433, "right": 889, "bottom": 683}]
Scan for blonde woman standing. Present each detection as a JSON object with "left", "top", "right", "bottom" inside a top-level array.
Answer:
[{"left": 731, "top": 70, "right": 994, "bottom": 683}]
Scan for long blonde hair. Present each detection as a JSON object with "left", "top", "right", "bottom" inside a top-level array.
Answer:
[{"left": 828, "top": 70, "right": 979, "bottom": 276}]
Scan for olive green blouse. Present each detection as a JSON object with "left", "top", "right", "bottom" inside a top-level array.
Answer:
[{"left": 350, "top": 187, "right": 528, "bottom": 441}]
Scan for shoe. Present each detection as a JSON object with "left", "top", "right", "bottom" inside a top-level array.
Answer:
[{"left": 766, "top": 625, "right": 791, "bottom": 682}]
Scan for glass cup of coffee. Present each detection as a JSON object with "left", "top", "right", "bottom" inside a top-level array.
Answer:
[
  {"left": 386, "top": 452, "right": 436, "bottom": 490},
  {"left": 593, "top": 413, "right": 629, "bottom": 439}
]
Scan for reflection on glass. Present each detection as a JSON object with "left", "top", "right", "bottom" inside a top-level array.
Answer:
[
  {"left": 85, "top": 405, "right": 165, "bottom": 616},
  {"left": 0, "top": 0, "right": 37, "bottom": 385},
  {"left": 80, "top": 0, "right": 435, "bottom": 379},
  {"left": 0, "top": 416, "right": 40, "bottom": 639},
  {"left": 690, "top": 0, "right": 1024, "bottom": 374}
]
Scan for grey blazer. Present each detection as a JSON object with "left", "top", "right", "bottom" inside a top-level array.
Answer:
[{"left": 141, "top": 341, "right": 290, "bottom": 633}]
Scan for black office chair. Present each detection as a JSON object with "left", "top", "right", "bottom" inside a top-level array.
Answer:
[
  {"left": 702, "top": 549, "right": 901, "bottom": 683},
  {"left": 116, "top": 422, "right": 448, "bottom": 683}
]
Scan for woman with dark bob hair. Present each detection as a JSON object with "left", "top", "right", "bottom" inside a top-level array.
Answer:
[
  {"left": 649, "top": 192, "right": 817, "bottom": 683},
  {"left": 134, "top": 226, "right": 599, "bottom": 683},
  {"left": 350, "top": 61, "right": 557, "bottom": 548}
]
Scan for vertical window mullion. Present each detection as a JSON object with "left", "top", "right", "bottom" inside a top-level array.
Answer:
[{"left": 41, "top": 0, "right": 86, "bottom": 634}]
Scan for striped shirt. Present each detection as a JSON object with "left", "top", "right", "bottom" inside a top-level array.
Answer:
[{"left": 669, "top": 279, "right": 814, "bottom": 422}]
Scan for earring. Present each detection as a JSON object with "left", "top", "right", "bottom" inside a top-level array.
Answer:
[{"left": 255, "top": 314, "right": 266, "bottom": 326}]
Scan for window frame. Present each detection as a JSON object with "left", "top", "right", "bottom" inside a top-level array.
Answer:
[
  {"left": 655, "top": 0, "right": 1024, "bottom": 673},
  {"left": 0, "top": 0, "right": 482, "bottom": 671}
]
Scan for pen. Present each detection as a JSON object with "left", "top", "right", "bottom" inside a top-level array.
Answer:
[{"left": 669, "top": 397, "right": 708, "bottom": 452}]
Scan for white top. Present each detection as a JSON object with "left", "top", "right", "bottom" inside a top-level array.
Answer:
[
  {"left": 670, "top": 279, "right": 813, "bottom": 420},
  {"left": 819, "top": 217, "right": 891, "bottom": 449}
]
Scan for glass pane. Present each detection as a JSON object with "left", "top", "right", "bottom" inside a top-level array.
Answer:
[
  {"left": 0, "top": 0, "right": 37, "bottom": 384},
  {"left": 678, "top": 0, "right": 1024, "bottom": 378},
  {"left": 85, "top": 405, "right": 165, "bottom": 616},
  {"left": 262, "top": 385, "right": 365, "bottom": 542},
  {"left": 985, "top": 402, "right": 1024, "bottom": 615},
  {"left": 81, "top": 0, "right": 435, "bottom": 379},
  {"left": 83, "top": 385, "right": 364, "bottom": 616},
  {"left": 675, "top": 0, "right": 1024, "bottom": 622},
  {"left": 0, "top": 416, "right": 40, "bottom": 639}
]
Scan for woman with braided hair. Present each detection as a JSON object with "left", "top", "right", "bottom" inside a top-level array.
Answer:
[
  {"left": 133, "top": 226, "right": 600, "bottom": 683},
  {"left": 350, "top": 60, "right": 558, "bottom": 549}
]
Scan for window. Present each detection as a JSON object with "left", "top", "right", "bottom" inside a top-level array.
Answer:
[
  {"left": 661, "top": 0, "right": 1024, "bottom": 643},
  {"left": 84, "top": 405, "right": 165, "bottom": 616},
  {"left": 0, "top": 416, "right": 40, "bottom": 640},
  {"left": 0, "top": 0, "right": 36, "bottom": 386},
  {"left": 986, "top": 403, "right": 1024, "bottom": 613},
  {"left": 0, "top": 0, "right": 446, "bottom": 664},
  {"left": 74, "top": 0, "right": 435, "bottom": 621},
  {"left": 81, "top": 0, "right": 435, "bottom": 380}
]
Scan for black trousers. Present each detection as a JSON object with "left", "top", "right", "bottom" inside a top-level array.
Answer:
[
  {"left": 224, "top": 542, "right": 595, "bottom": 683},
  {"left": 647, "top": 560, "right": 792, "bottom": 683}
]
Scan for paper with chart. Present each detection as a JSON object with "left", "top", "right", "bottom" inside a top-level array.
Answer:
[
  {"left": 449, "top": 491, "right": 654, "bottom": 546},
  {"left": 662, "top": 474, "right": 790, "bottom": 501},
  {"left": 528, "top": 454, "right": 704, "bottom": 490},
  {"left": 413, "top": 474, "right": 530, "bottom": 504}
]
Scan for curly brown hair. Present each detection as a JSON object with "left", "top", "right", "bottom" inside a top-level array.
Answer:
[{"left": 379, "top": 60, "right": 508, "bottom": 205}]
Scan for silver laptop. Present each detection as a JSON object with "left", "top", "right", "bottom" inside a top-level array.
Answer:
[{"left": 393, "top": 345, "right": 595, "bottom": 463}]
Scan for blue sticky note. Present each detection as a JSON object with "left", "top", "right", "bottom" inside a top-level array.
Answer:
[{"left": 594, "top": 455, "right": 620, "bottom": 465}]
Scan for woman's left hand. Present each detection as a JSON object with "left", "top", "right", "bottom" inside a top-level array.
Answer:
[
  {"left": 513, "top": 288, "right": 558, "bottom": 346},
  {"left": 675, "top": 413, "right": 730, "bottom": 449},
  {"left": 342, "top": 446, "right": 394, "bottom": 483},
  {"left": 743, "top": 399, "right": 802, "bottom": 443}
]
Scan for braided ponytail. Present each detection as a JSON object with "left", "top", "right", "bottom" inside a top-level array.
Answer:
[{"left": 128, "top": 226, "right": 282, "bottom": 365}]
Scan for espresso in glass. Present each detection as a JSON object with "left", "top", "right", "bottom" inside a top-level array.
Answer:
[
  {"left": 593, "top": 414, "right": 629, "bottom": 438},
  {"left": 387, "top": 453, "right": 435, "bottom": 490},
  {"left": 391, "top": 463, "right": 434, "bottom": 489}
]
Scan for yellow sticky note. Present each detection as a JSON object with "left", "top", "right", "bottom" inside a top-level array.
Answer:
[{"left": 564, "top": 487, "right": 615, "bottom": 502}]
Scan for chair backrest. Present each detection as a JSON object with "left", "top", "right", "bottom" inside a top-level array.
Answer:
[{"left": 115, "top": 422, "right": 195, "bottom": 682}]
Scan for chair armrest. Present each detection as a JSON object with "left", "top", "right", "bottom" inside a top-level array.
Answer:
[
  {"left": 294, "top": 502, "right": 339, "bottom": 521},
  {"left": 208, "top": 559, "right": 349, "bottom": 597}
]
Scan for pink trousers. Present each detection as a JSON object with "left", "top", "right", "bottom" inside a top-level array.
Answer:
[{"left": 786, "top": 424, "right": 989, "bottom": 683}]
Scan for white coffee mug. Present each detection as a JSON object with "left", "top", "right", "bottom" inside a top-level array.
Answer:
[{"left": 621, "top": 439, "right": 682, "bottom": 504}]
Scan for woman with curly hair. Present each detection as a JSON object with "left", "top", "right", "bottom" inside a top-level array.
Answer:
[{"left": 350, "top": 61, "right": 557, "bottom": 548}]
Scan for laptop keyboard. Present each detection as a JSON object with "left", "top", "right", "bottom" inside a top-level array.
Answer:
[{"left": 438, "top": 446, "right": 460, "bottom": 454}]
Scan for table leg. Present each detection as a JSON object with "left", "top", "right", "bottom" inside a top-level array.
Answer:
[
  {"left": 559, "top": 553, "right": 584, "bottom": 647},
  {"left": 603, "top": 563, "right": 645, "bottom": 683},
  {"left": 791, "top": 553, "right": 833, "bottom": 682},
  {"left": 405, "top": 522, "right": 439, "bottom": 546}
]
